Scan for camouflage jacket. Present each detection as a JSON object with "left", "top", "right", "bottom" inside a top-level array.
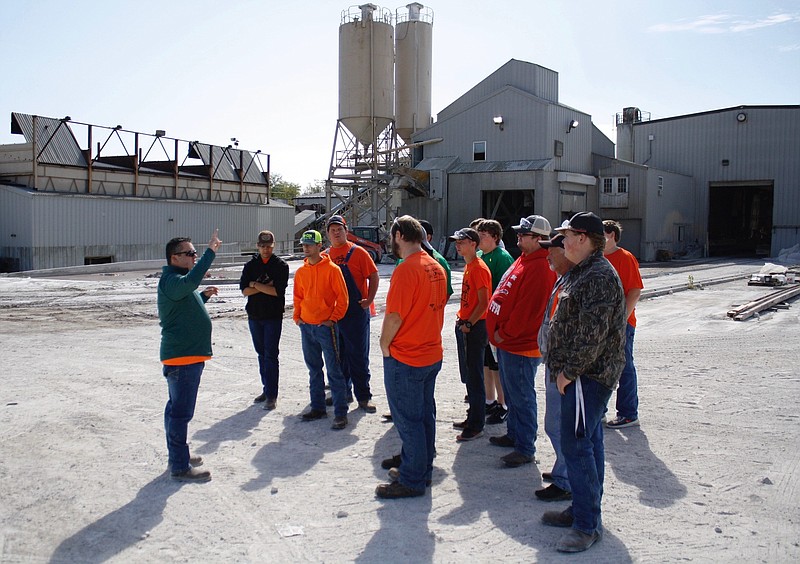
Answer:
[{"left": 546, "top": 250, "right": 626, "bottom": 389}]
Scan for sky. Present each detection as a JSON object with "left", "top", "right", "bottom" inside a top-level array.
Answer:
[{"left": 1, "top": 0, "right": 798, "bottom": 189}]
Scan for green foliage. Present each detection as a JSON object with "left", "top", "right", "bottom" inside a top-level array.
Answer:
[{"left": 269, "top": 173, "right": 301, "bottom": 203}]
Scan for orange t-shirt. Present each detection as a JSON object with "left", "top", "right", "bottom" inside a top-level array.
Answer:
[
  {"left": 458, "top": 257, "right": 492, "bottom": 322},
  {"left": 605, "top": 247, "right": 644, "bottom": 327},
  {"left": 385, "top": 250, "right": 448, "bottom": 367}
]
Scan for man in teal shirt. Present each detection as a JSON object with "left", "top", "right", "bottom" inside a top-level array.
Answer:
[{"left": 158, "top": 229, "right": 221, "bottom": 482}]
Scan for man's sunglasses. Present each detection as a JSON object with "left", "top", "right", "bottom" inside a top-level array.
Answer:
[{"left": 173, "top": 250, "right": 198, "bottom": 257}]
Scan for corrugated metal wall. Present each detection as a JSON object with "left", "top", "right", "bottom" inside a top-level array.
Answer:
[
  {"left": 0, "top": 185, "right": 294, "bottom": 271},
  {"left": 629, "top": 106, "right": 800, "bottom": 255}
]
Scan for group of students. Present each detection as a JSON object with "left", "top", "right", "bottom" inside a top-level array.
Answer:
[
  {"left": 442, "top": 211, "right": 643, "bottom": 553},
  {"left": 156, "top": 210, "right": 642, "bottom": 554}
]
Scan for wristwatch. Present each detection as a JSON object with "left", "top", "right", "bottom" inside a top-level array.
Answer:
[{"left": 464, "top": 321, "right": 473, "bottom": 329}]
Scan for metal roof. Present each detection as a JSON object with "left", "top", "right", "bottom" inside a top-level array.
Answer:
[
  {"left": 414, "top": 156, "right": 460, "bottom": 171},
  {"left": 450, "top": 158, "right": 554, "bottom": 174},
  {"left": 189, "top": 143, "right": 267, "bottom": 184},
  {"left": 11, "top": 113, "right": 87, "bottom": 167}
]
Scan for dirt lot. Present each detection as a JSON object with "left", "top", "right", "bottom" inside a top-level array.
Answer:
[{"left": 1, "top": 258, "right": 798, "bottom": 563}]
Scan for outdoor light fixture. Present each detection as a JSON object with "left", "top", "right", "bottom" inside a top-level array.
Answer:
[
  {"left": 155, "top": 129, "right": 166, "bottom": 137},
  {"left": 114, "top": 125, "right": 122, "bottom": 130},
  {"left": 567, "top": 119, "right": 579, "bottom": 133},
  {"left": 493, "top": 116, "right": 504, "bottom": 131},
  {"left": 231, "top": 137, "right": 239, "bottom": 147},
  {"left": 62, "top": 116, "right": 71, "bottom": 122}
]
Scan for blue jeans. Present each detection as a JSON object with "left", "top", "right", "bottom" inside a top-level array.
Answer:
[
  {"left": 615, "top": 323, "right": 639, "bottom": 420},
  {"left": 560, "top": 376, "right": 613, "bottom": 535},
  {"left": 338, "top": 305, "right": 372, "bottom": 401},
  {"left": 383, "top": 356, "right": 441, "bottom": 492},
  {"left": 163, "top": 362, "right": 204, "bottom": 474},
  {"left": 497, "top": 349, "right": 540, "bottom": 457},
  {"left": 455, "top": 320, "right": 487, "bottom": 431},
  {"left": 544, "top": 366, "right": 570, "bottom": 492},
  {"left": 248, "top": 318, "right": 282, "bottom": 399},
  {"left": 300, "top": 323, "right": 349, "bottom": 417}
]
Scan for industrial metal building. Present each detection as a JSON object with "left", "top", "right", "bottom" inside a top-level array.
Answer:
[
  {"left": 0, "top": 113, "right": 294, "bottom": 272},
  {"left": 400, "top": 59, "right": 799, "bottom": 260}
]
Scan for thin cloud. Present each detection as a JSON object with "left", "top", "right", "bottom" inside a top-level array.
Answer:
[
  {"left": 778, "top": 43, "right": 800, "bottom": 52},
  {"left": 649, "top": 12, "right": 800, "bottom": 34}
]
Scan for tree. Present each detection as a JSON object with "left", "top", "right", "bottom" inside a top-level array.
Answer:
[
  {"left": 302, "top": 179, "right": 326, "bottom": 195},
  {"left": 269, "top": 173, "right": 301, "bottom": 203}
]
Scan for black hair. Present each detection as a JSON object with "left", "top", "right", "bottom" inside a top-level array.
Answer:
[{"left": 166, "top": 237, "right": 191, "bottom": 263}]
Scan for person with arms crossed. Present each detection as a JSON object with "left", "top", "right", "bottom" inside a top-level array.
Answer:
[
  {"left": 158, "top": 229, "right": 222, "bottom": 482},
  {"left": 376, "top": 216, "right": 447, "bottom": 499},
  {"left": 240, "top": 230, "right": 290, "bottom": 411}
]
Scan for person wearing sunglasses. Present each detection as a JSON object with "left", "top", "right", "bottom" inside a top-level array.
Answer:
[{"left": 158, "top": 229, "right": 222, "bottom": 482}]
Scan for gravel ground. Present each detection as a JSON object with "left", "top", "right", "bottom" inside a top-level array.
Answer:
[{"left": 1, "top": 257, "right": 798, "bottom": 563}]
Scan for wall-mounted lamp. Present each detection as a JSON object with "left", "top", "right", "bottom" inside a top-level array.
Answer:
[
  {"left": 567, "top": 119, "right": 579, "bottom": 134},
  {"left": 155, "top": 129, "right": 166, "bottom": 137},
  {"left": 230, "top": 137, "right": 239, "bottom": 147},
  {"left": 114, "top": 125, "right": 123, "bottom": 130},
  {"left": 493, "top": 116, "right": 504, "bottom": 131},
  {"left": 62, "top": 116, "right": 72, "bottom": 122}
]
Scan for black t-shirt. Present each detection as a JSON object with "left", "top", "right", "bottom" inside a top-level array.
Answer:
[{"left": 239, "top": 254, "right": 290, "bottom": 320}]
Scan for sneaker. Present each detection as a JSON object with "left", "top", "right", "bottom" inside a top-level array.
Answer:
[
  {"left": 452, "top": 419, "right": 469, "bottom": 430},
  {"left": 331, "top": 416, "right": 348, "bottom": 430},
  {"left": 171, "top": 466, "right": 211, "bottom": 482},
  {"left": 541, "top": 507, "right": 574, "bottom": 528},
  {"left": 486, "top": 404, "right": 508, "bottom": 424},
  {"left": 263, "top": 398, "right": 277, "bottom": 411},
  {"left": 485, "top": 400, "right": 499, "bottom": 415},
  {"left": 358, "top": 400, "right": 377, "bottom": 413},
  {"left": 535, "top": 483, "right": 572, "bottom": 502},
  {"left": 325, "top": 393, "right": 354, "bottom": 406},
  {"left": 253, "top": 392, "right": 267, "bottom": 403},
  {"left": 606, "top": 416, "right": 639, "bottom": 428},
  {"left": 542, "top": 472, "right": 554, "bottom": 482},
  {"left": 382, "top": 412, "right": 393, "bottom": 422},
  {"left": 502, "top": 451, "right": 533, "bottom": 468},
  {"left": 489, "top": 434, "right": 515, "bottom": 448},
  {"left": 301, "top": 409, "right": 327, "bottom": 421},
  {"left": 456, "top": 429, "right": 484, "bottom": 442},
  {"left": 375, "top": 481, "right": 425, "bottom": 499},
  {"left": 556, "top": 529, "right": 600, "bottom": 553},
  {"left": 381, "top": 454, "right": 401, "bottom": 470}
]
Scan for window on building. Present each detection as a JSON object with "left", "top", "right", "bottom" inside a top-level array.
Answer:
[
  {"left": 599, "top": 175, "right": 630, "bottom": 208},
  {"left": 473, "top": 141, "right": 486, "bottom": 161},
  {"left": 657, "top": 175, "right": 664, "bottom": 196}
]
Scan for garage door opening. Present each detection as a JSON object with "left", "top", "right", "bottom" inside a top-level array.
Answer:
[
  {"left": 482, "top": 189, "right": 534, "bottom": 257},
  {"left": 708, "top": 182, "right": 773, "bottom": 256}
]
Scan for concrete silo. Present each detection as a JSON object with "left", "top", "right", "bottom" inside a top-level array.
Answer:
[
  {"left": 338, "top": 4, "right": 395, "bottom": 148},
  {"left": 394, "top": 3, "right": 433, "bottom": 143}
]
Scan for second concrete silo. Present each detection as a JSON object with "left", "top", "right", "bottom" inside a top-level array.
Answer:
[
  {"left": 394, "top": 3, "right": 433, "bottom": 143},
  {"left": 338, "top": 4, "right": 395, "bottom": 148}
]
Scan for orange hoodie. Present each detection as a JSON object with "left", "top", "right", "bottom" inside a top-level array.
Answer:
[{"left": 293, "top": 253, "right": 349, "bottom": 324}]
